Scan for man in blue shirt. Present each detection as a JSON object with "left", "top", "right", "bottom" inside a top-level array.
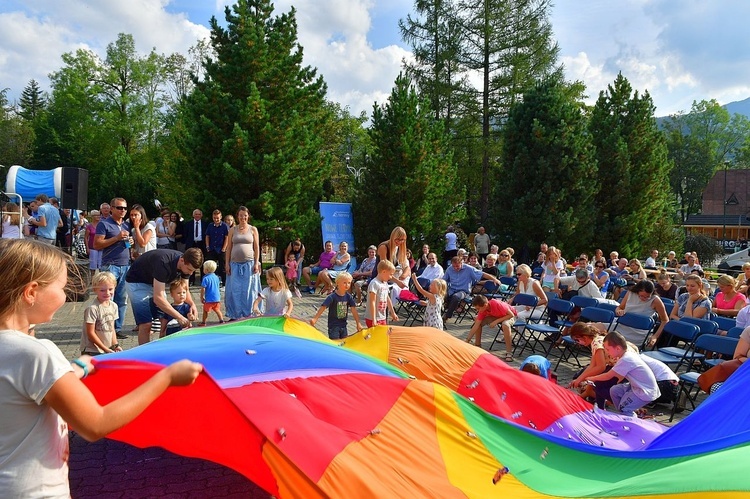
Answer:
[
  {"left": 28, "top": 193, "right": 61, "bottom": 245},
  {"left": 443, "top": 256, "right": 500, "bottom": 320},
  {"left": 94, "top": 197, "right": 132, "bottom": 338}
]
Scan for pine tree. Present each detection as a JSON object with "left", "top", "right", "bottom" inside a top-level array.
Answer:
[
  {"left": 167, "top": 0, "right": 333, "bottom": 239},
  {"left": 355, "top": 73, "right": 463, "bottom": 247},
  {"left": 457, "top": 0, "right": 561, "bottom": 221},
  {"left": 18, "top": 79, "right": 46, "bottom": 122},
  {"left": 501, "top": 78, "right": 596, "bottom": 254},
  {"left": 400, "top": 0, "right": 465, "bottom": 125},
  {"left": 589, "top": 73, "right": 673, "bottom": 256}
]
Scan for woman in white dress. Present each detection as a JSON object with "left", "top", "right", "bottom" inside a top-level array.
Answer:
[{"left": 510, "top": 264, "right": 547, "bottom": 321}]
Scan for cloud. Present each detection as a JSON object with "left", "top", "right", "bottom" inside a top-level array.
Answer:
[
  {"left": 273, "top": 0, "right": 411, "bottom": 115},
  {"left": 0, "top": 0, "right": 208, "bottom": 101}
]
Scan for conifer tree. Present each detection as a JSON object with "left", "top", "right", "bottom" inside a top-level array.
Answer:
[
  {"left": 355, "top": 73, "right": 463, "bottom": 247},
  {"left": 589, "top": 73, "right": 673, "bottom": 256},
  {"left": 18, "top": 79, "right": 46, "bottom": 122},
  {"left": 501, "top": 78, "right": 596, "bottom": 254},
  {"left": 168, "top": 0, "right": 333, "bottom": 239}
]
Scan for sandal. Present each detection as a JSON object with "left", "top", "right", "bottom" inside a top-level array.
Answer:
[{"left": 504, "top": 353, "right": 514, "bottom": 362}]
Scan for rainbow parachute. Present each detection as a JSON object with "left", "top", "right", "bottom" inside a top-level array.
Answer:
[{"left": 83, "top": 318, "right": 750, "bottom": 497}]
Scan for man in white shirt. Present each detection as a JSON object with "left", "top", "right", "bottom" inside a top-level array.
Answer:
[
  {"left": 420, "top": 253, "right": 444, "bottom": 282},
  {"left": 559, "top": 268, "right": 601, "bottom": 298},
  {"left": 645, "top": 249, "right": 659, "bottom": 269}
]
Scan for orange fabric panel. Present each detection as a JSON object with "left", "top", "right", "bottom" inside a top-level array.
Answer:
[
  {"left": 316, "top": 381, "right": 465, "bottom": 498},
  {"left": 262, "top": 440, "right": 327, "bottom": 499},
  {"left": 385, "top": 326, "right": 483, "bottom": 391}
]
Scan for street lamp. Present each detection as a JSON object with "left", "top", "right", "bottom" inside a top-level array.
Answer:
[
  {"left": 344, "top": 138, "right": 368, "bottom": 182},
  {"left": 723, "top": 160, "right": 730, "bottom": 250}
]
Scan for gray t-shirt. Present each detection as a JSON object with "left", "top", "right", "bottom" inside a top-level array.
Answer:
[
  {"left": 81, "top": 300, "right": 119, "bottom": 354},
  {"left": 0, "top": 330, "right": 73, "bottom": 498}
]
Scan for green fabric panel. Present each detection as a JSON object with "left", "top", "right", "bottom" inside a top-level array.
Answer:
[{"left": 454, "top": 394, "right": 750, "bottom": 497}]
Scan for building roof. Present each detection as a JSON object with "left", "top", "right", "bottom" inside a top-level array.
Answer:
[{"left": 684, "top": 214, "right": 750, "bottom": 227}]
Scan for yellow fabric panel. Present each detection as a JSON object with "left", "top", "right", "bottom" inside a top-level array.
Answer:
[
  {"left": 385, "top": 326, "right": 483, "bottom": 391},
  {"left": 282, "top": 317, "right": 333, "bottom": 342},
  {"left": 432, "top": 384, "right": 536, "bottom": 498},
  {"left": 316, "top": 380, "right": 465, "bottom": 498},
  {"left": 339, "top": 325, "right": 391, "bottom": 363},
  {"left": 261, "top": 440, "right": 327, "bottom": 499}
]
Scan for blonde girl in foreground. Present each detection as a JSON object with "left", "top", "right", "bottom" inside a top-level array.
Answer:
[{"left": 0, "top": 238, "right": 202, "bottom": 498}]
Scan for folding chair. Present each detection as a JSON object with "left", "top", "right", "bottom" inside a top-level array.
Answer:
[
  {"left": 660, "top": 298, "right": 675, "bottom": 317},
  {"left": 453, "top": 288, "right": 479, "bottom": 325},
  {"left": 570, "top": 295, "right": 599, "bottom": 310},
  {"left": 497, "top": 276, "right": 518, "bottom": 301},
  {"left": 668, "top": 334, "right": 740, "bottom": 422},
  {"left": 614, "top": 312, "right": 654, "bottom": 349},
  {"left": 554, "top": 306, "right": 616, "bottom": 370},
  {"left": 478, "top": 280, "right": 503, "bottom": 301},
  {"left": 596, "top": 301, "right": 618, "bottom": 314},
  {"left": 642, "top": 320, "right": 702, "bottom": 373},
  {"left": 509, "top": 294, "right": 541, "bottom": 354},
  {"left": 727, "top": 326, "right": 744, "bottom": 338},
  {"left": 679, "top": 317, "right": 719, "bottom": 337},
  {"left": 400, "top": 279, "right": 427, "bottom": 326},
  {"left": 712, "top": 315, "right": 737, "bottom": 333},
  {"left": 560, "top": 295, "right": 600, "bottom": 329},
  {"left": 521, "top": 298, "right": 574, "bottom": 356}
]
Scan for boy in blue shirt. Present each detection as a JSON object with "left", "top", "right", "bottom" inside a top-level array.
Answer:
[
  {"left": 200, "top": 260, "right": 225, "bottom": 325},
  {"left": 310, "top": 272, "right": 363, "bottom": 339}
]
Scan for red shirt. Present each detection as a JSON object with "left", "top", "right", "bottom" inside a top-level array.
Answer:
[{"left": 476, "top": 299, "right": 516, "bottom": 321}]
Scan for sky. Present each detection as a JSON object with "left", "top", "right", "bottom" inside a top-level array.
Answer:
[{"left": 2, "top": 0, "right": 750, "bottom": 119}]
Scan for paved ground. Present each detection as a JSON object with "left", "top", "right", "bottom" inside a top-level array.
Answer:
[{"left": 37, "top": 282, "right": 691, "bottom": 497}]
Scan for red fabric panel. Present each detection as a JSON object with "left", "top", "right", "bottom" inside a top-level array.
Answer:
[
  {"left": 224, "top": 373, "right": 409, "bottom": 482},
  {"left": 457, "top": 353, "right": 591, "bottom": 430},
  {"left": 83, "top": 361, "right": 279, "bottom": 496}
]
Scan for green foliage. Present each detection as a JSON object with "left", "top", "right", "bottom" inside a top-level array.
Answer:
[
  {"left": 33, "top": 33, "right": 174, "bottom": 207},
  {"left": 589, "top": 73, "right": 673, "bottom": 257},
  {"left": 0, "top": 89, "right": 35, "bottom": 168},
  {"left": 683, "top": 233, "right": 724, "bottom": 265},
  {"left": 355, "top": 73, "right": 463, "bottom": 249},
  {"left": 165, "top": 0, "right": 334, "bottom": 244},
  {"left": 499, "top": 78, "right": 597, "bottom": 255}
]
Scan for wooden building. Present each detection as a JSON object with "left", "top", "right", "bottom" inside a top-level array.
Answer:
[{"left": 683, "top": 169, "right": 750, "bottom": 248}]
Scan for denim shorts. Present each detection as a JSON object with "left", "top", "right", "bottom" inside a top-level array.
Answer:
[
  {"left": 126, "top": 282, "right": 160, "bottom": 325},
  {"left": 328, "top": 325, "right": 348, "bottom": 340}
]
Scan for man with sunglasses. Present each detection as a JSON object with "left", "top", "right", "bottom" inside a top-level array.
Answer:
[{"left": 94, "top": 197, "right": 133, "bottom": 339}]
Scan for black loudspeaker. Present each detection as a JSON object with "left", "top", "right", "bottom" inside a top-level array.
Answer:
[{"left": 61, "top": 167, "right": 88, "bottom": 210}]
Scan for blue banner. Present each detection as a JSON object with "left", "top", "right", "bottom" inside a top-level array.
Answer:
[{"left": 319, "top": 202, "right": 355, "bottom": 251}]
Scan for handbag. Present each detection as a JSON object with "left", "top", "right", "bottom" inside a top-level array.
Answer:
[{"left": 73, "top": 231, "right": 88, "bottom": 259}]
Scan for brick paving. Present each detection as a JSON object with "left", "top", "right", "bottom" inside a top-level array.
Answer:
[{"left": 35, "top": 282, "right": 689, "bottom": 497}]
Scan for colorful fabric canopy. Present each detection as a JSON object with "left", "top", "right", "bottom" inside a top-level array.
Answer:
[{"left": 83, "top": 317, "right": 750, "bottom": 497}]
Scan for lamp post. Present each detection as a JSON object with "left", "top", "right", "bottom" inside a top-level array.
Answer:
[
  {"left": 344, "top": 137, "right": 368, "bottom": 182},
  {"left": 723, "top": 160, "right": 729, "bottom": 251}
]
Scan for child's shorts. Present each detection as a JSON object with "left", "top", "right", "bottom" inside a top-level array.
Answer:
[
  {"left": 365, "top": 319, "right": 386, "bottom": 328},
  {"left": 328, "top": 325, "right": 348, "bottom": 340},
  {"left": 204, "top": 302, "right": 221, "bottom": 313}
]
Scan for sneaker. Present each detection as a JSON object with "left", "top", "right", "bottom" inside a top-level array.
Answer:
[
  {"left": 115, "top": 331, "right": 127, "bottom": 339},
  {"left": 294, "top": 288, "right": 302, "bottom": 298},
  {"left": 307, "top": 287, "right": 315, "bottom": 295}
]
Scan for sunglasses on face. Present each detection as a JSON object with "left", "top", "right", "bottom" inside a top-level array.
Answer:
[{"left": 113, "top": 206, "right": 128, "bottom": 210}]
